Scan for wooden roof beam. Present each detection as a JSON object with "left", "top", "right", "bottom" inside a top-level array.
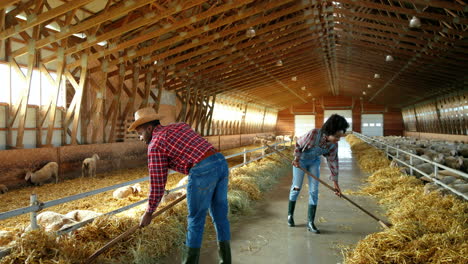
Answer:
[
  {"left": 88, "top": 0, "right": 299, "bottom": 72},
  {"left": 0, "top": 0, "right": 21, "bottom": 10},
  {"left": 0, "top": 0, "right": 94, "bottom": 40},
  {"left": 42, "top": 0, "right": 207, "bottom": 64},
  {"left": 11, "top": 0, "right": 168, "bottom": 58},
  {"left": 339, "top": 0, "right": 468, "bottom": 25}
]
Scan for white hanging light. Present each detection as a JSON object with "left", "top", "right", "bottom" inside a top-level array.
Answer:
[
  {"left": 276, "top": 59, "right": 283, "bottom": 66},
  {"left": 246, "top": 27, "right": 256, "bottom": 38},
  {"left": 367, "top": 84, "right": 372, "bottom": 88},
  {"left": 154, "top": 60, "right": 158, "bottom": 65},
  {"left": 409, "top": 16, "right": 421, "bottom": 28},
  {"left": 307, "top": 93, "right": 312, "bottom": 97},
  {"left": 362, "top": 91, "right": 367, "bottom": 95},
  {"left": 301, "top": 86, "right": 306, "bottom": 90},
  {"left": 385, "top": 55, "right": 394, "bottom": 62},
  {"left": 374, "top": 73, "right": 380, "bottom": 79},
  {"left": 291, "top": 76, "right": 297, "bottom": 81}
]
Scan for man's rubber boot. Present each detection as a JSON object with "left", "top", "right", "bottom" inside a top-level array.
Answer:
[
  {"left": 181, "top": 245, "right": 200, "bottom": 264},
  {"left": 218, "top": 240, "right": 232, "bottom": 264}
]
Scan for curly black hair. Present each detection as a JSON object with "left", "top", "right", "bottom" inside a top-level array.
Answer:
[{"left": 322, "top": 114, "right": 350, "bottom": 136}]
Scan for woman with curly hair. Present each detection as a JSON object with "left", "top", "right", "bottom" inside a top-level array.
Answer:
[{"left": 287, "top": 114, "right": 349, "bottom": 233}]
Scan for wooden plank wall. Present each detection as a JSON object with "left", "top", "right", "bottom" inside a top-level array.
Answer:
[
  {"left": 276, "top": 95, "right": 404, "bottom": 136},
  {"left": 402, "top": 91, "right": 468, "bottom": 135}
]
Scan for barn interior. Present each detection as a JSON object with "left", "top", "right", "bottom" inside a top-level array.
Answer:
[{"left": 0, "top": 0, "right": 467, "bottom": 263}]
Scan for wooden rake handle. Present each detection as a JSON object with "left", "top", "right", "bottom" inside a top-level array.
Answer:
[
  {"left": 86, "top": 194, "right": 187, "bottom": 263},
  {"left": 266, "top": 144, "right": 392, "bottom": 229}
]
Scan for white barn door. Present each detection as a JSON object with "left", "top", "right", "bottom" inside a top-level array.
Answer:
[
  {"left": 294, "top": 115, "right": 315, "bottom": 137},
  {"left": 361, "top": 114, "right": 384, "bottom": 136},
  {"left": 323, "top": 110, "right": 352, "bottom": 130}
]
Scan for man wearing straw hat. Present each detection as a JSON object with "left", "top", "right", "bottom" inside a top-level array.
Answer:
[{"left": 128, "top": 106, "right": 231, "bottom": 264}]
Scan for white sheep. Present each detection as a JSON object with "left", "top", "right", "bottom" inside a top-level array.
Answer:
[
  {"left": 253, "top": 136, "right": 264, "bottom": 145},
  {"left": 161, "top": 176, "right": 188, "bottom": 204},
  {"left": 65, "top": 210, "right": 102, "bottom": 222},
  {"left": 0, "top": 184, "right": 8, "bottom": 194},
  {"left": 36, "top": 211, "right": 77, "bottom": 232},
  {"left": 25, "top": 162, "right": 58, "bottom": 185},
  {"left": 113, "top": 183, "right": 142, "bottom": 199},
  {"left": 275, "top": 135, "right": 284, "bottom": 142},
  {"left": 82, "top": 154, "right": 100, "bottom": 177}
]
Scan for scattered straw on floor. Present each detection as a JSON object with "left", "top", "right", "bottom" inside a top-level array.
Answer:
[{"left": 344, "top": 135, "right": 468, "bottom": 264}]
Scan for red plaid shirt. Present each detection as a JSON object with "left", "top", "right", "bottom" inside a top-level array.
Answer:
[
  {"left": 146, "top": 123, "right": 214, "bottom": 213},
  {"left": 294, "top": 128, "right": 339, "bottom": 182}
]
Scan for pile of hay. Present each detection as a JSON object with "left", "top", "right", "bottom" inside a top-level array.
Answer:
[
  {"left": 344, "top": 135, "right": 468, "bottom": 264},
  {"left": 1, "top": 148, "right": 292, "bottom": 263},
  {"left": 346, "top": 134, "right": 389, "bottom": 173}
]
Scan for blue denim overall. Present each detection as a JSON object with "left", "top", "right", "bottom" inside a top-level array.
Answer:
[{"left": 289, "top": 129, "right": 331, "bottom": 205}]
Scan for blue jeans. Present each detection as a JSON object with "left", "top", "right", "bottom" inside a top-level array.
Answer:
[
  {"left": 186, "top": 152, "right": 231, "bottom": 248},
  {"left": 289, "top": 157, "right": 321, "bottom": 205}
]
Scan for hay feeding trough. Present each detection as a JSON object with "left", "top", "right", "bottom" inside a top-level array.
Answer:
[{"left": 344, "top": 135, "right": 468, "bottom": 264}]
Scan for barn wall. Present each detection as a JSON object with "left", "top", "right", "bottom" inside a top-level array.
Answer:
[
  {"left": 0, "top": 141, "right": 147, "bottom": 189},
  {"left": 0, "top": 132, "right": 274, "bottom": 189},
  {"left": 0, "top": 105, "right": 70, "bottom": 149},
  {"left": 402, "top": 91, "right": 468, "bottom": 136},
  {"left": 275, "top": 96, "right": 404, "bottom": 137}
]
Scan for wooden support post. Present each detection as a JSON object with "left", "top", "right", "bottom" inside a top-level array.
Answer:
[
  {"left": 206, "top": 94, "right": 216, "bottom": 136},
  {"left": 90, "top": 66, "right": 107, "bottom": 143},
  {"left": 260, "top": 107, "right": 267, "bottom": 133},
  {"left": 14, "top": 40, "right": 36, "bottom": 148},
  {"left": 180, "top": 85, "right": 191, "bottom": 123},
  {"left": 43, "top": 48, "right": 65, "bottom": 147},
  {"left": 108, "top": 64, "right": 124, "bottom": 142},
  {"left": 154, "top": 68, "right": 164, "bottom": 112},
  {"left": 70, "top": 54, "right": 89, "bottom": 145}
]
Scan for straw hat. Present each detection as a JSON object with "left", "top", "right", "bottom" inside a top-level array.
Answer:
[{"left": 128, "top": 106, "right": 171, "bottom": 132}]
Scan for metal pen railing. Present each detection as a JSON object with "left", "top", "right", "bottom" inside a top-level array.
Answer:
[{"left": 352, "top": 132, "right": 468, "bottom": 200}]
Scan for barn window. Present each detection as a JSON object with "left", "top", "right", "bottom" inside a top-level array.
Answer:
[
  {"left": 0, "top": 62, "right": 65, "bottom": 107},
  {"left": 0, "top": 63, "right": 9, "bottom": 103}
]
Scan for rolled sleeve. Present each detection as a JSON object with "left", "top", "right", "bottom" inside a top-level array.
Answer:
[
  {"left": 147, "top": 142, "right": 169, "bottom": 213},
  {"left": 325, "top": 143, "right": 339, "bottom": 182}
]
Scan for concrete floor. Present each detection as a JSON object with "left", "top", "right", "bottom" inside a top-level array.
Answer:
[{"left": 160, "top": 140, "right": 388, "bottom": 264}]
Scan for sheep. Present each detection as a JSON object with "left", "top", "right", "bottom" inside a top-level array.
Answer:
[
  {"left": 275, "top": 135, "right": 284, "bottom": 142},
  {"left": 424, "top": 183, "right": 439, "bottom": 195},
  {"left": 161, "top": 176, "right": 188, "bottom": 204},
  {"left": 112, "top": 183, "right": 142, "bottom": 199},
  {"left": 36, "top": 211, "right": 77, "bottom": 232},
  {"left": 414, "top": 163, "right": 434, "bottom": 178},
  {"left": 389, "top": 160, "right": 399, "bottom": 168},
  {"left": 443, "top": 156, "right": 463, "bottom": 171},
  {"left": 25, "top": 162, "right": 58, "bottom": 185},
  {"left": 438, "top": 176, "right": 457, "bottom": 185},
  {"left": 252, "top": 136, "right": 263, "bottom": 145},
  {"left": 457, "top": 144, "right": 468, "bottom": 158},
  {"left": 82, "top": 154, "right": 100, "bottom": 177},
  {"left": 0, "top": 184, "right": 8, "bottom": 194},
  {"left": 65, "top": 210, "right": 102, "bottom": 222},
  {"left": 452, "top": 183, "right": 468, "bottom": 193}
]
